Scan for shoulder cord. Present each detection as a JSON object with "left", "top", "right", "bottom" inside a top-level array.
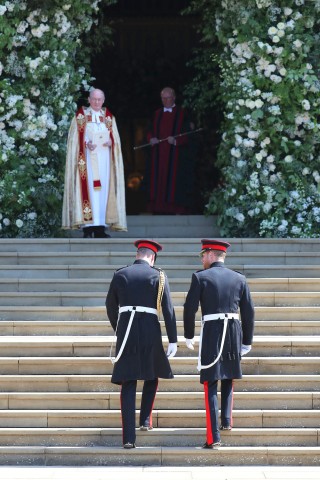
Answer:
[{"left": 157, "top": 269, "right": 165, "bottom": 316}]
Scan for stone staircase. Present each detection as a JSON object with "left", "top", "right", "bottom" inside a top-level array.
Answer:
[{"left": 0, "top": 236, "right": 319, "bottom": 466}]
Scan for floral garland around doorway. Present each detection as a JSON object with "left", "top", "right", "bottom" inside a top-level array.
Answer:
[
  {"left": 0, "top": 0, "right": 113, "bottom": 237},
  {"left": 207, "top": 0, "right": 320, "bottom": 237}
]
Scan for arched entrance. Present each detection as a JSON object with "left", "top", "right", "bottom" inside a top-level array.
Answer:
[{"left": 91, "top": 0, "right": 211, "bottom": 214}]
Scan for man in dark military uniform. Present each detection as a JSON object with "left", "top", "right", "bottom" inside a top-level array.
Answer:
[
  {"left": 183, "top": 239, "right": 255, "bottom": 449},
  {"left": 106, "top": 239, "right": 177, "bottom": 449}
]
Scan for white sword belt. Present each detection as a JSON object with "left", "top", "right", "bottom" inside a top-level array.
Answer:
[
  {"left": 197, "top": 313, "right": 240, "bottom": 371},
  {"left": 110, "top": 306, "right": 158, "bottom": 364}
]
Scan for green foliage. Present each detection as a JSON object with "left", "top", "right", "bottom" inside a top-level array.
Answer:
[
  {"left": 0, "top": 0, "right": 115, "bottom": 237},
  {"left": 185, "top": 0, "right": 320, "bottom": 237}
]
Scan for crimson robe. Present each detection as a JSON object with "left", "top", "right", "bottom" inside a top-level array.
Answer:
[{"left": 146, "top": 106, "right": 195, "bottom": 214}]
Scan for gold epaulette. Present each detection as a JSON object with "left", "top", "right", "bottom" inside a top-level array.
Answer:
[{"left": 155, "top": 267, "right": 165, "bottom": 315}]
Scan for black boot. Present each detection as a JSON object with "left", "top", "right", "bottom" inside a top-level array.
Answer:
[
  {"left": 83, "top": 227, "right": 93, "bottom": 238},
  {"left": 93, "top": 226, "right": 111, "bottom": 238}
]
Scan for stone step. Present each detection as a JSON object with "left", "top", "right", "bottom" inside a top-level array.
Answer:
[
  {"left": 0, "top": 236, "right": 319, "bottom": 253},
  {"left": 2, "top": 277, "right": 320, "bottom": 293},
  {"left": 0, "top": 356, "right": 319, "bottom": 376},
  {"left": 0, "top": 320, "right": 319, "bottom": 337},
  {"left": 1, "top": 251, "right": 320, "bottom": 266},
  {"left": 0, "top": 445, "right": 319, "bottom": 466},
  {"left": 1, "top": 305, "right": 319, "bottom": 322},
  {"left": 0, "top": 409, "right": 318, "bottom": 429},
  {"left": 0, "top": 391, "right": 318, "bottom": 410},
  {"left": 0, "top": 374, "right": 318, "bottom": 393},
  {"left": 0, "top": 427, "right": 317, "bottom": 447},
  {"left": 0, "top": 236, "right": 318, "bottom": 467},
  {"left": 0, "top": 335, "right": 319, "bottom": 357},
  {"left": 2, "top": 264, "right": 320, "bottom": 278},
  {"left": 0, "top": 291, "right": 319, "bottom": 307}
]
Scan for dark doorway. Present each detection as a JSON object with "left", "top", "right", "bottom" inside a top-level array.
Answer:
[{"left": 91, "top": 0, "right": 201, "bottom": 214}]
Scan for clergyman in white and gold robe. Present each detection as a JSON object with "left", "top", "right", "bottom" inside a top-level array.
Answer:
[{"left": 62, "top": 95, "right": 127, "bottom": 236}]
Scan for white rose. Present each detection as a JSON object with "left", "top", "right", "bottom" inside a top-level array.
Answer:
[
  {"left": 268, "top": 26, "right": 278, "bottom": 35},
  {"left": 16, "top": 219, "right": 23, "bottom": 228},
  {"left": 277, "top": 22, "right": 285, "bottom": 30},
  {"left": 293, "top": 39, "right": 303, "bottom": 49},
  {"left": 284, "top": 7, "right": 293, "bottom": 15},
  {"left": 284, "top": 155, "right": 293, "bottom": 163},
  {"left": 255, "top": 99, "right": 264, "bottom": 108},
  {"left": 272, "top": 35, "right": 280, "bottom": 43},
  {"left": 279, "top": 68, "right": 287, "bottom": 76},
  {"left": 246, "top": 100, "right": 256, "bottom": 109}
]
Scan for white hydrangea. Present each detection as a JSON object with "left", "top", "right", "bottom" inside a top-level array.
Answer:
[{"left": 231, "top": 148, "right": 241, "bottom": 158}]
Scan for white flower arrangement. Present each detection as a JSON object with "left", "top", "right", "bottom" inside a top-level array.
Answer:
[
  {"left": 0, "top": 0, "right": 109, "bottom": 237},
  {"left": 206, "top": 0, "right": 320, "bottom": 238}
]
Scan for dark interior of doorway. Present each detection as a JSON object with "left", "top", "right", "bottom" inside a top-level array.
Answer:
[{"left": 90, "top": 0, "right": 211, "bottom": 214}]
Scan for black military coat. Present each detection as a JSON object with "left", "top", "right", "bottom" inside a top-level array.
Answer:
[
  {"left": 106, "top": 259, "right": 177, "bottom": 384},
  {"left": 183, "top": 261, "right": 255, "bottom": 383}
]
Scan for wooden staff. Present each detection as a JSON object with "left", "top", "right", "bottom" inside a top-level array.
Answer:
[{"left": 133, "top": 127, "right": 203, "bottom": 150}]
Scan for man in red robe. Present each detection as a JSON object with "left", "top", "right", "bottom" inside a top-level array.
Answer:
[{"left": 145, "top": 87, "right": 195, "bottom": 214}]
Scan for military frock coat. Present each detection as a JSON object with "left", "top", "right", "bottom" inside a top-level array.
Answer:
[
  {"left": 183, "top": 261, "right": 255, "bottom": 383},
  {"left": 106, "top": 259, "right": 177, "bottom": 384}
]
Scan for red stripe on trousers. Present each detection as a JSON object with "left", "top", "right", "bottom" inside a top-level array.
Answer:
[{"left": 203, "top": 381, "right": 213, "bottom": 445}]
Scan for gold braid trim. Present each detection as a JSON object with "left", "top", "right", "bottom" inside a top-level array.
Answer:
[{"left": 157, "top": 269, "right": 165, "bottom": 315}]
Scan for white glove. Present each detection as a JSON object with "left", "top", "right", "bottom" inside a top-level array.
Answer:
[
  {"left": 185, "top": 338, "right": 195, "bottom": 350},
  {"left": 240, "top": 344, "right": 251, "bottom": 356},
  {"left": 166, "top": 343, "right": 177, "bottom": 358}
]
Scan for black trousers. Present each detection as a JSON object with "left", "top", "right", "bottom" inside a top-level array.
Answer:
[
  {"left": 203, "top": 379, "right": 233, "bottom": 444},
  {"left": 120, "top": 378, "right": 158, "bottom": 444}
]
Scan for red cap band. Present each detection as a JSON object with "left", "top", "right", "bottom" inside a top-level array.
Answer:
[
  {"left": 202, "top": 244, "right": 228, "bottom": 252},
  {"left": 136, "top": 242, "right": 158, "bottom": 253}
]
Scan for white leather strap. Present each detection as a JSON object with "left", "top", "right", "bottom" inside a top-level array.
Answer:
[
  {"left": 197, "top": 313, "right": 240, "bottom": 371},
  {"left": 110, "top": 305, "right": 158, "bottom": 364},
  {"left": 119, "top": 306, "right": 158, "bottom": 315},
  {"left": 203, "top": 313, "right": 239, "bottom": 322}
]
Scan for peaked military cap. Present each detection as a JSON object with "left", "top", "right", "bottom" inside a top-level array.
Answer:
[
  {"left": 134, "top": 239, "right": 163, "bottom": 254},
  {"left": 200, "top": 239, "right": 231, "bottom": 254}
]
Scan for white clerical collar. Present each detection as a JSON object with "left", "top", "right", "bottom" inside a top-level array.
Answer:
[
  {"left": 163, "top": 104, "right": 175, "bottom": 113},
  {"left": 89, "top": 108, "right": 102, "bottom": 123}
]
